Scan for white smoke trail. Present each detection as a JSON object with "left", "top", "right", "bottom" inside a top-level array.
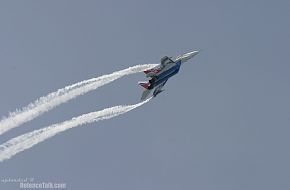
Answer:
[
  {"left": 0, "top": 98, "right": 151, "bottom": 162},
  {"left": 0, "top": 64, "right": 157, "bottom": 135}
]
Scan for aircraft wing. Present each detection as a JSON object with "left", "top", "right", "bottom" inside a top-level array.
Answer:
[{"left": 143, "top": 66, "right": 162, "bottom": 78}]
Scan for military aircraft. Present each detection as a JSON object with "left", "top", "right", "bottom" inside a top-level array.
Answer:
[{"left": 138, "top": 51, "right": 199, "bottom": 100}]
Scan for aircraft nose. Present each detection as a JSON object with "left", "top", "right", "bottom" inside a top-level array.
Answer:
[
  {"left": 177, "top": 50, "right": 200, "bottom": 63},
  {"left": 184, "top": 51, "right": 199, "bottom": 60},
  {"left": 189, "top": 51, "right": 199, "bottom": 58}
]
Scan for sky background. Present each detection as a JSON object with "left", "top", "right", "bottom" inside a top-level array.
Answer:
[{"left": 0, "top": 0, "right": 290, "bottom": 189}]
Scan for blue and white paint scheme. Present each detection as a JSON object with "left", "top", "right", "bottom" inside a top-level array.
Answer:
[{"left": 138, "top": 51, "right": 199, "bottom": 100}]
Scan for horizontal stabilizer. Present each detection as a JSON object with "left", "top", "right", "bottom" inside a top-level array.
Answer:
[
  {"left": 153, "top": 89, "right": 164, "bottom": 97},
  {"left": 141, "top": 89, "right": 152, "bottom": 100}
]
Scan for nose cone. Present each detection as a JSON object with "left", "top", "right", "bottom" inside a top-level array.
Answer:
[
  {"left": 192, "top": 50, "right": 200, "bottom": 56},
  {"left": 186, "top": 51, "right": 199, "bottom": 59},
  {"left": 178, "top": 51, "right": 199, "bottom": 63}
]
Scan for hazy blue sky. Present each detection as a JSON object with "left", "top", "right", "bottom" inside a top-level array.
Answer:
[{"left": 0, "top": 1, "right": 290, "bottom": 189}]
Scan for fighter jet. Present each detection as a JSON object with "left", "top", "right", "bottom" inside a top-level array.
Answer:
[{"left": 138, "top": 51, "right": 199, "bottom": 100}]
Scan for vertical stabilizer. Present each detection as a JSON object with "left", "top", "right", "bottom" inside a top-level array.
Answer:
[{"left": 138, "top": 81, "right": 150, "bottom": 89}]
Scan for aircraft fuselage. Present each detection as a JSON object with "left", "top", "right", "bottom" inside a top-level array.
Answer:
[{"left": 148, "top": 60, "right": 181, "bottom": 89}]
